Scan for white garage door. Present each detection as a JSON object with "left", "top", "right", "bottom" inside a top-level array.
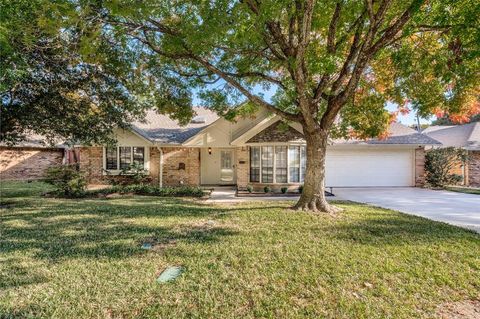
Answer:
[{"left": 325, "top": 149, "right": 414, "bottom": 187}]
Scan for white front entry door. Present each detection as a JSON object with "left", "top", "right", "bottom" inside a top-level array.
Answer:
[
  {"left": 220, "top": 150, "right": 234, "bottom": 183},
  {"left": 200, "top": 148, "right": 236, "bottom": 185},
  {"left": 325, "top": 148, "right": 415, "bottom": 187}
]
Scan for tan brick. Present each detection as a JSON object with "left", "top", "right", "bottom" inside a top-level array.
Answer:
[
  {"left": 415, "top": 147, "right": 426, "bottom": 187},
  {"left": 161, "top": 147, "right": 200, "bottom": 186},
  {"left": 468, "top": 150, "right": 480, "bottom": 186},
  {"left": 0, "top": 147, "right": 64, "bottom": 180},
  {"left": 236, "top": 147, "right": 249, "bottom": 189}
]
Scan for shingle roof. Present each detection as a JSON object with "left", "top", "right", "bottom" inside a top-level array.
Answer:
[
  {"left": 132, "top": 107, "right": 220, "bottom": 144},
  {"left": 331, "top": 122, "right": 441, "bottom": 145},
  {"left": 424, "top": 122, "right": 480, "bottom": 150},
  {"left": 0, "top": 133, "right": 66, "bottom": 148},
  {"left": 133, "top": 108, "right": 440, "bottom": 146}
]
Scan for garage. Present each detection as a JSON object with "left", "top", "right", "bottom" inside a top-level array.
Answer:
[{"left": 325, "top": 148, "right": 415, "bottom": 187}]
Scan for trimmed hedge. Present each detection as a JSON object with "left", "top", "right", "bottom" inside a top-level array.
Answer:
[{"left": 91, "top": 184, "right": 206, "bottom": 198}]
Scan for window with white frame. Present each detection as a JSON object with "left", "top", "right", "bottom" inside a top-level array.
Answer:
[
  {"left": 250, "top": 147, "right": 260, "bottom": 182},
  {"left": 261, "top": 146, "right": 274, "bottom": 183},
  {"left": 288, "top": 146, "right": 300, "bottom": 182},
  {"left": 275, "top": 146, "right": 287, "bottom": 183},
  {"left": 105, "top": 147, "right": 118, "bottom": 170},
  {"left": 249, "top": 145, "right": 306, "bottom": 183},
  {"left": 104, "top": 146, "right": 145, "bottom": 171}
]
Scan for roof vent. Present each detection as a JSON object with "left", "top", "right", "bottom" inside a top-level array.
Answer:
[{"left": 191, "top": 116, "right": 206, "bottom": 124}]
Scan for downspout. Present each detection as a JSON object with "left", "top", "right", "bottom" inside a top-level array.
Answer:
[{"left": 157, "top": 146, "right": 163, "bottom": 187}]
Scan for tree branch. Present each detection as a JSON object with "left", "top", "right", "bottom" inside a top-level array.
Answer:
[
  {"left": 327, "top": 2, "right": 342, "bottom": 53},
  {"left": 366, "top": 0, "right": 423, "bottom": 56},
  {"left": 191, "top": 55, "right": 301, "bottom": 122}
]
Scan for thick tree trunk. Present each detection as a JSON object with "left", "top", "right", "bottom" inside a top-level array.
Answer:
[{"left": 293, "top": 129, "right": 341, "bottom": 214}]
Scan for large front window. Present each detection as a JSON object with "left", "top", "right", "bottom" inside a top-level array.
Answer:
[
  {"left": 104, "top": 146, "right": 145, "bottom": 171},
  {"left": 249, "top": 145, "right": 306, "bottom": 183}
]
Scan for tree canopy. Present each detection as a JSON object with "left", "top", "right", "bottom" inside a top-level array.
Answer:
[
  {"left": 0, "top": 0, "right": 146, "bottom": 145},
  {"left": 2, "top": 0, "right": 478, "bottom": 211},
  {"left": 72, "top": 0, "right": 479, "bottom": 138}
]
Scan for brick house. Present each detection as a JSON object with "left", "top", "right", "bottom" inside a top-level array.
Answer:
[
  {"left": 76, "top": 106, "right": 440, "bottom": 190},
  {"left": 0, "top": 135, "right": 66, "bottom": 181},
  {"left": 424, "top": 122, "right": 480, "bottom": 186}
]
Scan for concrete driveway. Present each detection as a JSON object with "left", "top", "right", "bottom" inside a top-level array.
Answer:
[{"left": 334, "top": 187, "right": 480, "bottom": 232}]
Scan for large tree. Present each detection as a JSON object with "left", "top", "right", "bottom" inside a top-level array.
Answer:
[
  {"left": 0, "top": 0, "right": 148, "bottom": 145},
  {"left": 13, "top": 1, "right": 480, "bottom": 212}
]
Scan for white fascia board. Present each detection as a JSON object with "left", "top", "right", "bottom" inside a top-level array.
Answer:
[{"left": 230, "top": 115, "right": 281, "bottom": 146}]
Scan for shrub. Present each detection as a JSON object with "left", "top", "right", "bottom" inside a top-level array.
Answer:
[
  {"left": 425, "top": 147, "right": 468, "bottom": 188},
  {"left": 298, "top": 185, "right": 304, "bottom": 194},
  {"left": 264, "top": 186, "right": 271, "bottom": 193},
  {"left": 91, "top": 185, "right": 205, "bottom": 198},
  {"left": 246, "top": 185, "right": 253, "bottom": 193},
  {"left": 281, "top": 187, "right": 288, "bottom": 194},
  {"left": 45, "top": 165, "right": 87, "bottom": 197},
  {"left": 119, "top": 162, "right": 150, "bottom": 184},
  {"left": 105, "top": 163, "right": 151, "bottom": 186}
]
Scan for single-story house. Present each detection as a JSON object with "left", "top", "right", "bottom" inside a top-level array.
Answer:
[
  {"left": 424, "top": 122, "right": 480, "bottom": 186},
  {"left": 77, "top": 107, "right": 440, "bottom": 191},
  {"left": 0, "top": 135, "right": 66, "bottom": 181}
]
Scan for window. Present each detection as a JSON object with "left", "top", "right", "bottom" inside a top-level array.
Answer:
[
  {"left": 104, "top": 146, "right": 146, "bottom": 171},
  {"left": 133, "top": 147, "right": 145, "bottom": 168},
  {"left": 119, "top": 147, "right": 132, "bottom": 169},
  {"left": 250, "top": 147, "right": 260, "bottom": 182},
  {"left": 106, "top": 147, "right": 118, "bottom": 170},
  {"left": 261, "top": 146, "right": 274, "bottom": 183},
  {"left": 275, "top": 146, "right": 287, "bottom": 183},
  {"left": 249, "top": 144, "right": 306, "bottom": 184},
  {"left": 289, "top": 146, "right": 300, "bottom": 183},
  {"left": 300, "top": 146, "right": 306, "bottom": 183}
]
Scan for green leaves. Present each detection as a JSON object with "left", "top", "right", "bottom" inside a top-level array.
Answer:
[{"left": 3, "top": 0, "right": 478, "bottom": 143}]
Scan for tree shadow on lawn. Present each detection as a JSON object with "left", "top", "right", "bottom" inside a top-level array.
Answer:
[
  {"left": 321, "top": 203, "right": 480, "bottom": 246},
  {"left": 0, "top": 197, "right": 240, "bottom": 289}
]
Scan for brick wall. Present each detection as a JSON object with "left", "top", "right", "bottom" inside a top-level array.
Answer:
[
  {"left": 161, "top": 147, "right": 200, "bottom": 186},
  {"left": 149, "top": 147, "right": 160, "bottom": 185},
  {"left": 236, "top": 147, "right": 249, "bottom": 190},
  {"left": 468, "top": 150, "right": 480, "bottom": 186},
  {"left": 78, "top": 147, "right": 104, "bottom": 184},
  {"left": 78, "top": 146, "right": 161, "bottom": 185},
  {"left": 415, "top": 147, "right": 426, "bottom": 187},
  {"left": 0, "top": 147, "right": 64, "bottom": 180}
]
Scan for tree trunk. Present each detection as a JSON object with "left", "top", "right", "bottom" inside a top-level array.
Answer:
[{"left": 293, "top": 128, "right": 341, "bottom": 214}]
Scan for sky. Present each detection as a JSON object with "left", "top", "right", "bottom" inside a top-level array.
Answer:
[{"left": 194, "top": 84, "right": 433, "bottom": 126}]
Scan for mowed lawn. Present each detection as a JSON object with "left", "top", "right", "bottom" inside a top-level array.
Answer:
[{"left": 1, "top": 182, "right": 479, "bottom": 318}]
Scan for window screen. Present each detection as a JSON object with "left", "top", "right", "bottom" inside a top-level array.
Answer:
[
  {"left": 119, "top": 147, "right": 132, "bottom": 169},
  {"left": 105, "top": 147, "right": 118, "bottom": 170},
  {"left": 288, "top": 146, "right": 300, "bottom": 183},
  {"left": 261, "top": 146, "right": 274, "bottom": 183},
  {"left": 250, "top": 147, "right": 260, "bottom": 182},
  {"left": 275, "top": 146, "right": 287, "bottom": 183},
  {"left": 133, "top": 147, "right": 145, "bottom": 168}
]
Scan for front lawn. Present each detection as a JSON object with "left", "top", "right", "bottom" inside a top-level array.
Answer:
[
  {"left": 1, "top": 181, "right": 479, "bottom": 318},
  {"left": 445, "top": 185, "right": 480, "bottom": 195}
]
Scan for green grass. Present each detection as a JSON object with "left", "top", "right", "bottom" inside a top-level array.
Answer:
[
  {"left": 445, "top": 185, "right": 480, "bottom": 195},
  {"left": 1, "top": 181, "right": 479, "bottom": 318}
]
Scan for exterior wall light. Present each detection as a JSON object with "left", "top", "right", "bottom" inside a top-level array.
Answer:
[{"left": 208, "top": 147, "right": 212, "bottom": 155}]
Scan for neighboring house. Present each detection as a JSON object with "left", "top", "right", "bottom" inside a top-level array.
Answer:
[
  {"left": 424, "top": 122, "right": 480, "bottom": 186},
  {"left": 77, "top": 107, "right": 440, "bottom": 190},
  {"left": 0, "top": 135, "right": 66, "bottom": 181}
]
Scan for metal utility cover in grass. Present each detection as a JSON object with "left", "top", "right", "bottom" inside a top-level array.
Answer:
[
  {"left": 141, "top": 243, "right": 153, "bottom": 250},
  {"left": 157, "top": 266, "right": 184, "bottom": 283}
]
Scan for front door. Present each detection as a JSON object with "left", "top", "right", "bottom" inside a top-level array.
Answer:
[{"left": 220, "top": 149, "right": 234, "bottom": 183}]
